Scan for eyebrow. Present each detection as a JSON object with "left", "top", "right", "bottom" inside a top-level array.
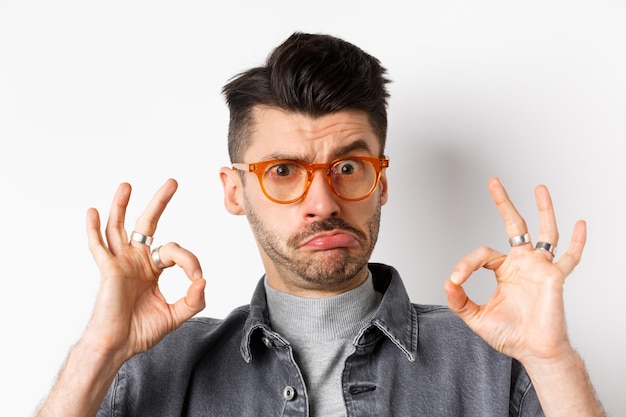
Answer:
[
  {"left": 333, "top": 139, "right": 374, "bottom": 157},
  {"left": 261, "top": 139, "right": 374, "bottom": 162}
]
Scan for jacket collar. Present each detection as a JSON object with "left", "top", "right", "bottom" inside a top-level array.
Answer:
[{"left": 240, "top": 263, "right": 418, "bottom": 363}]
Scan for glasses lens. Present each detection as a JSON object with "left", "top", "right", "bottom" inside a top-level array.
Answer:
[
  {"left": 331, "top": 159, "right": 378, "bottom": 199},
  {"left": 262, "top": 161, "right": 308, "bottom": 202},
  {"left": 258, "top": 158, "right": 382, "bottom": 203}
]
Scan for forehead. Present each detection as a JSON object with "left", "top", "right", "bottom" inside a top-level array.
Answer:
[{"left": 244, "top": 106, "right": 380, "bottom": 161}]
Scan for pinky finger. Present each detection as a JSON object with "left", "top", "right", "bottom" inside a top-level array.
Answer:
[
  {"left": 86, "top": 207, "right": 111, "bottom": 261},
  {"left": 555, "top": 220, "right": 587, "bottom": 276}
]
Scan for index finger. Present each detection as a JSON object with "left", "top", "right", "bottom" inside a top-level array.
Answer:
[
  {"left": 132, "top": 178, "right": 179, "bottom": 239},
  {"left": 488, "top": 177, "right": 530, "bottom": 244}
]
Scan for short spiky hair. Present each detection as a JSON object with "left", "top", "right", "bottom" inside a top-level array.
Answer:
[{"left": 222, "top": 32, "right": 391, "bottom": 162}]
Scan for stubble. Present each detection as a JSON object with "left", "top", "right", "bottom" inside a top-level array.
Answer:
[{"left": 245, "top": 198, "right": 382, "bottom": 289}]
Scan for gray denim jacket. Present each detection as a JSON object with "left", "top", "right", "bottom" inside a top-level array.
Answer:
[{"left": 97, "top": 263, "right": 544, "bottom": 416}]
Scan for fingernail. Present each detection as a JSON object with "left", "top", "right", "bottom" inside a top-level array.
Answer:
[{"left": 450, "top": 272, "right": 461, "bottom": 285}]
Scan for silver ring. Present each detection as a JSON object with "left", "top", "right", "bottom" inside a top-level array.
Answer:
[
  {"left": 535, "top": 241, "right": 557, "bottom": 257},
  {"left": 509, "top": 232, "right": 531, "bottom": 247},
  {"left": 130, "top": 231, "right": 153, "bottom": 246},
  {"left": 151, "top": 245, "right": 167, "bottom": 270}
]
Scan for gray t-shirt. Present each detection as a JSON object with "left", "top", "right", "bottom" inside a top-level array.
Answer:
[{"left": 265, "top": 272, "right": 382, "bottom": 417}]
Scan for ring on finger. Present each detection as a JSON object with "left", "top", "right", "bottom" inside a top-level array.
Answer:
[
  {"left": 151, "top": 245, "right": 168, "bottom": 270},
  {"left": 130, "top": 231, "right": 154, "bottom": 246},
  {"left": 535, "top": 241, "right": 557, "bottom": 257},
  {"left": 509, "top": 232, "right": 531, "bottom": 247}
]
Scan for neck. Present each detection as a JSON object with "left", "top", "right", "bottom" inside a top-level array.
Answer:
[
  {"left": 264, "top": 270, "right": 381, "bottom": 341},
  {"left": 264, "top": 262, "right": 370, "bottom": 298}
]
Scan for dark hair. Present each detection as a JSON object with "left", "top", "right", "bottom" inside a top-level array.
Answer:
[{"left": 222, "top": 32, "right": 391, "bottom": 162}]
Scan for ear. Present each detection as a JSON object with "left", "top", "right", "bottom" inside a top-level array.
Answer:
[
  {"left": 379, "top": 171, "right": 389, "bottom": 206},
  {"left": 219, "top": 167, "right": 246, "bottom": 215}
]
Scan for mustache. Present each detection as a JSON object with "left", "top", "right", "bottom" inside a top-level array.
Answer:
[{"left": 288, "top": 218, "right": 366, "bottom": 247}]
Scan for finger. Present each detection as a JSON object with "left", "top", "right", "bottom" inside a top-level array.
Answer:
[
  {"left": 153, "top": 242, "right": 203, "bottom": 279},
  {"left": 445, "top": 279, "right": 480, "bottom": 324},
  {"left": 159, "top": 243, "right": 206, "bottom": 325},
  {"left": 555, "top": 220, "right": 587, "bottom": 276},
  {"left": 170, "top": 278, "right": 207, "bottom": 325},
  {"left": 488, "top": 177, "right": 531, "bottom": 248},
  {"left": 86, "top": 207, "right": 111, "bottom": 262},
  {"left": 534, "top": 184, "right": 559, "bottom": 260},
  {"left": 446, "top": 246, "right": 507, "bottom": 332},
  {"left": 449, "top": 246, "right": 507, "bottom": 285},
  {"left": 105, "top": 183, "right": 132, "bottom": 250},
  {"left": 131, "top": 179, "right": 179, "bottom": 242}
]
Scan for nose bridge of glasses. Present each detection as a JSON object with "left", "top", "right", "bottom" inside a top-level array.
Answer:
[
  {"left": 305, "top": 162, "right": 334, "bottom": 190},
  {"left": 306, "top": 162, "right": 332, "bottom": 176}
]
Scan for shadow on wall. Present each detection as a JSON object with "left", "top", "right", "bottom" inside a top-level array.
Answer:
[{"left": 376, "top": 132, "right": 502, "bottom": 306}]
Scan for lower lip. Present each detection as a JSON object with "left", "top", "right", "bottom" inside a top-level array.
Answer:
[{"left": 300, "top": 233, "right": 359, "bottom": 250}]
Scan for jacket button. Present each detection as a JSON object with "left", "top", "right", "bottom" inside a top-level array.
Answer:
[
  {"left": 262, "top": 337, "right": 273, "bottom": 348},
  {"left": 283, "top": 386, "right": 296, "bottom": 401}
]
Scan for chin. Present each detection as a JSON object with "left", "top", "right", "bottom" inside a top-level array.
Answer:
[{"left": 298, "top": 256, "right": 367, "bottom": 286}]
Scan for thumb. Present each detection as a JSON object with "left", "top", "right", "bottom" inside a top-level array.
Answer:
[
  {"left": 171, "top": 278, "right": 207, "bottom": 326},
  {"left": 444, "top": 279, "right": 479, "bottom": 323}
]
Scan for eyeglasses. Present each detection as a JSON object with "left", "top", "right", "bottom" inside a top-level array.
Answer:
[{"left": 232, "top": 156, "right": 389, "bottom": 204}]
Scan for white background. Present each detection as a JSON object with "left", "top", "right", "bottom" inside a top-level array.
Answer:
[{"left": 1, "top": 1, "right": 624, "bottom": 415}]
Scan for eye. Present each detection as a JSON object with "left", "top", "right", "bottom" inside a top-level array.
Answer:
[
  {"left": 275, "top": 164, "right": 290, "bottom": 176},
  {"left": 334, "top": 159, "right": 362, "bottom": 175},
  {"left": 265, "top": 162, "right": 303, "bottom": 179}
]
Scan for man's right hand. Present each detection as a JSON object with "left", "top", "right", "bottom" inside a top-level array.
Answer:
[
  {"left": 35, "top": 179, "right": 206, "bottom": 417},
  {"left": 84, "top": 178, "right": 206, "bottom": 365}
]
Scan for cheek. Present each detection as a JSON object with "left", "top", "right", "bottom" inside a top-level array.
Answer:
[
  {"left": 375, "top": 173, "right": 389, "bottom": 206},
  {"left": 242, "top": 180, "right": 269, "bottom": 212},
  {"left": 344, "top": 198, "right": 381, "bottom": 226},
  {"left": 244, "top": 190, "right": 294, "bottom": 232}
]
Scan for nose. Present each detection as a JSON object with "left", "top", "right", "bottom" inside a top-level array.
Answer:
[{"left": 300, "top": 168, "right": 341, "bottom": 219}]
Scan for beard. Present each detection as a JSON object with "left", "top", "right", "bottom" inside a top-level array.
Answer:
[{"left": 245, "top": 197, "right": 382, "bottom": 289}]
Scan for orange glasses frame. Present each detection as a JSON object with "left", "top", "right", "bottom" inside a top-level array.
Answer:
[{"left": 232, "top": 156, "right": 389, "bottom": 204}]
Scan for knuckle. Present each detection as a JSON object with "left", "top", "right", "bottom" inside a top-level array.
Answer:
[
  {"left": 162, "top": 241, "right": 181, "bottom": 251},
  {"left": 476, "top": 245, "right": 492, "bottom": 257}
]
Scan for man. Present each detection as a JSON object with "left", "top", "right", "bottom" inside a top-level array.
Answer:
[{"left": 36, "top": 32, "right": 605, "bottom": 416}]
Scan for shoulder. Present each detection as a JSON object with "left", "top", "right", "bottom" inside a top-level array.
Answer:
[
  {"left": 126, "top": 305, "right": 252, "bottom": 370},
  {"left": 112, "top": 306, "right": 252, "bottom": 392},
  {"left": 411, "top": 303, "right": 462, "bottom": 324},
  {"left": 164, "top": 305, "right": 251, "bottom": 348},
  {"left": 178, "top": 305, "right": 250, "bottom": 334},
  {"left": 411, "top": 303, "right": 473, "bottom": 333},
  {"left": 410, "top": 303, "right": 501, "bottom": 357},
  {"left": 101, "top": 305, "right": 254, "bottom": 414}
]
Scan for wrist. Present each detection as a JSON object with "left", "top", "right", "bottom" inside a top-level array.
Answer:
[
  {"left": 76, "top": 332, "right": 131, "bottom": 372},
  {"left": 520, "top": 343, "right": 579, "bottom": 375},
  {"left": 521, "top": 348, "right": 606, "bottom": 417}
]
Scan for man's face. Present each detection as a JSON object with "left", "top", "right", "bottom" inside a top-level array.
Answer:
[{"left": 221, "top": 106, "right": 388, "bottom": 297}]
